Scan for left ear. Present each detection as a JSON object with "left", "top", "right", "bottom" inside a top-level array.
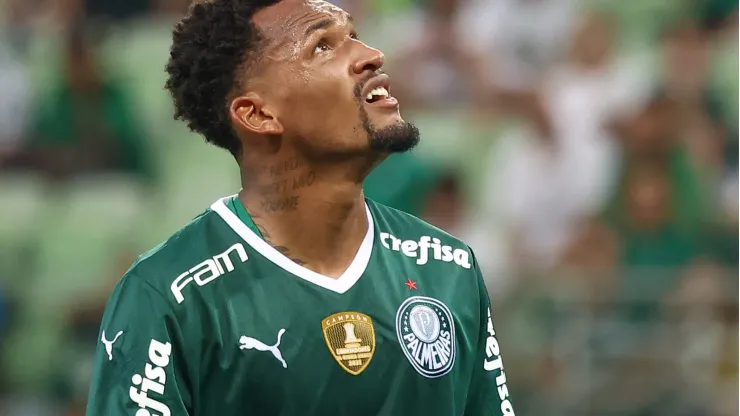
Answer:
[{"left": 229, "top": 92, "right": 284, "bottom": 135}]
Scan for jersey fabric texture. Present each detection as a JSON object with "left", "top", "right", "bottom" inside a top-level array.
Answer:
[{"left": 86, "top": 196, "right": 515, "bottom": 416}]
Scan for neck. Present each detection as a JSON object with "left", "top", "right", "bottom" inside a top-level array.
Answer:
[{"left": 239, "top": 154, "right": 376, "bottom": 278}]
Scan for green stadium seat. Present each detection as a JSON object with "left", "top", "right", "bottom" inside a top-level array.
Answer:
[
  {"left": 26, "top": 176, "right": 146, "bottom": 311},
  {"left": 160, "top": 142, "right": 241, "bottom": 222},
  {"left": 0, "top": 173, "right": 47, "bottom": 291},
  {"left": 0, "top": 172, "right": 46, "bottom": 238}
]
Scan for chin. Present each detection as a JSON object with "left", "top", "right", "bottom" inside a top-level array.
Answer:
[{"left": 367, "top": 120, "right": 421, "bottom": 154}]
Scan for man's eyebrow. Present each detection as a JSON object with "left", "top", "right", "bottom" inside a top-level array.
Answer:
[
  {"left": 304, "top": 13, "right": 354, "bottom": 36},
  {"left": 305, "top": 18, "right": 335, "bottom": 36}
]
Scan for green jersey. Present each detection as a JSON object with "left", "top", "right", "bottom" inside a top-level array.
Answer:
[{"left": 86, "top": 196, "right": 515, "bottom": 416}]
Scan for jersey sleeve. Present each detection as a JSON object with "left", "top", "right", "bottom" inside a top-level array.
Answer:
[
  {"left": 86, "top": 272, "right": 193, "bottom": 416},
  {"left": 464, "top": 252, "right": 516, "bottom": 416}
]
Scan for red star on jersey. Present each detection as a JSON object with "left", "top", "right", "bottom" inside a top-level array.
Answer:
[{"left": 405, "top": 278, "right": 417, "bottom": 290}]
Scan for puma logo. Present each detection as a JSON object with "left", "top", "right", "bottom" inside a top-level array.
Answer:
[
  {"left": 239, "top": 329, "right": 287, "bottom": 369},
  {"left": 101, "top": 330, "right": 124, "bottom": 361}
]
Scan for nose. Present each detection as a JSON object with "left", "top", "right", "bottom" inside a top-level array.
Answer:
[{"left": 352, "top": 43, "right": 385, "bottom": 75}]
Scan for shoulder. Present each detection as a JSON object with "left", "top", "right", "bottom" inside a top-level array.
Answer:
[
  {"left": 121, "top": 206, "right": 239, "bottom": 302},
  {"left": 367, "top": 199, "right": 475, "bottom": 271},
  {"left": 367, "top": 198, "right": 468, "bottom": 246}
]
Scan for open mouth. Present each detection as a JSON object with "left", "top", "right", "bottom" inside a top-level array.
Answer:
[
  {"left": 361, "top": 74, "right": 397, "bottom": 109},
  {"left": 365, "top": 86, "right": 390, "bottom": 104}
]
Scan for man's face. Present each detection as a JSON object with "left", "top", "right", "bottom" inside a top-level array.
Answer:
[
  {"left": 247, "top": 0, "right": 419, "bottom": 156},
  {"left": 625, "top": 168, "right": 671, "bottom": 230}
]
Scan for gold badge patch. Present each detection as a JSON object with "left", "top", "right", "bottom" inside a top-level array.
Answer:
[{"left": 322, "top": 312, "right": 375, "bottom": 375}]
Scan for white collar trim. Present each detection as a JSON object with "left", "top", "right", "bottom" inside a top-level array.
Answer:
[{"left": 211, "top": 195, "right": 374, "bottom": 294}]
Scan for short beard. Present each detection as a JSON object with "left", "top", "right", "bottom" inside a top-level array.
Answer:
[{"left": 354, "top": 84, "right": 420, "bottom": 154}]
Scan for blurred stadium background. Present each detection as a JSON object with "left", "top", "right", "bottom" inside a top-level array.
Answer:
[{"left": 0, "top": 0, "right": 737, "bottom": 414}]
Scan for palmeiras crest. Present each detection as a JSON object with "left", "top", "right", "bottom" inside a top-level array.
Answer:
[{"left": 396, "top": 296, "right": 456, "bottom": 378}]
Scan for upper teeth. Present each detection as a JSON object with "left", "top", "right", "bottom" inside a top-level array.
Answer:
[{"left": 366, "top": 87, "right": 389, "bottom": 101}]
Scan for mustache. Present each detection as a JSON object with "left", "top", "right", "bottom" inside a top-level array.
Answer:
[{"left": 353, "top": 69, "right": 385, "bottom": 101}]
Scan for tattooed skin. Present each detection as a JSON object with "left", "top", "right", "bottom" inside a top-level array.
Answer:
[{"left": 246, "top": 155, "right": 326, "bottom": 267}]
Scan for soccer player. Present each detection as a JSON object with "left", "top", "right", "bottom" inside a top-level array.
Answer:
[{"left": 86, "top": 0, "right": 515, "bottom": 415}]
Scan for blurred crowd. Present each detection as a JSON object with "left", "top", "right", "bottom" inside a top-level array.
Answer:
[{"left": 0, "top": 0, "right": 737, "bottom": 415}]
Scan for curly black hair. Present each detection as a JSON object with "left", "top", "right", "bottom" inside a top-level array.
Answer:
[{"left": 165, "top": 0, "right": 281, "bottom": 157}]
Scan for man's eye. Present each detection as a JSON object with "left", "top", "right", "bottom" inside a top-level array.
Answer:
[
  {"left": 314, "top": 40, "right": 331, "bottom": 55},
  {"left": 350, "top": 32, "right": 359, "bottom": 40}
]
